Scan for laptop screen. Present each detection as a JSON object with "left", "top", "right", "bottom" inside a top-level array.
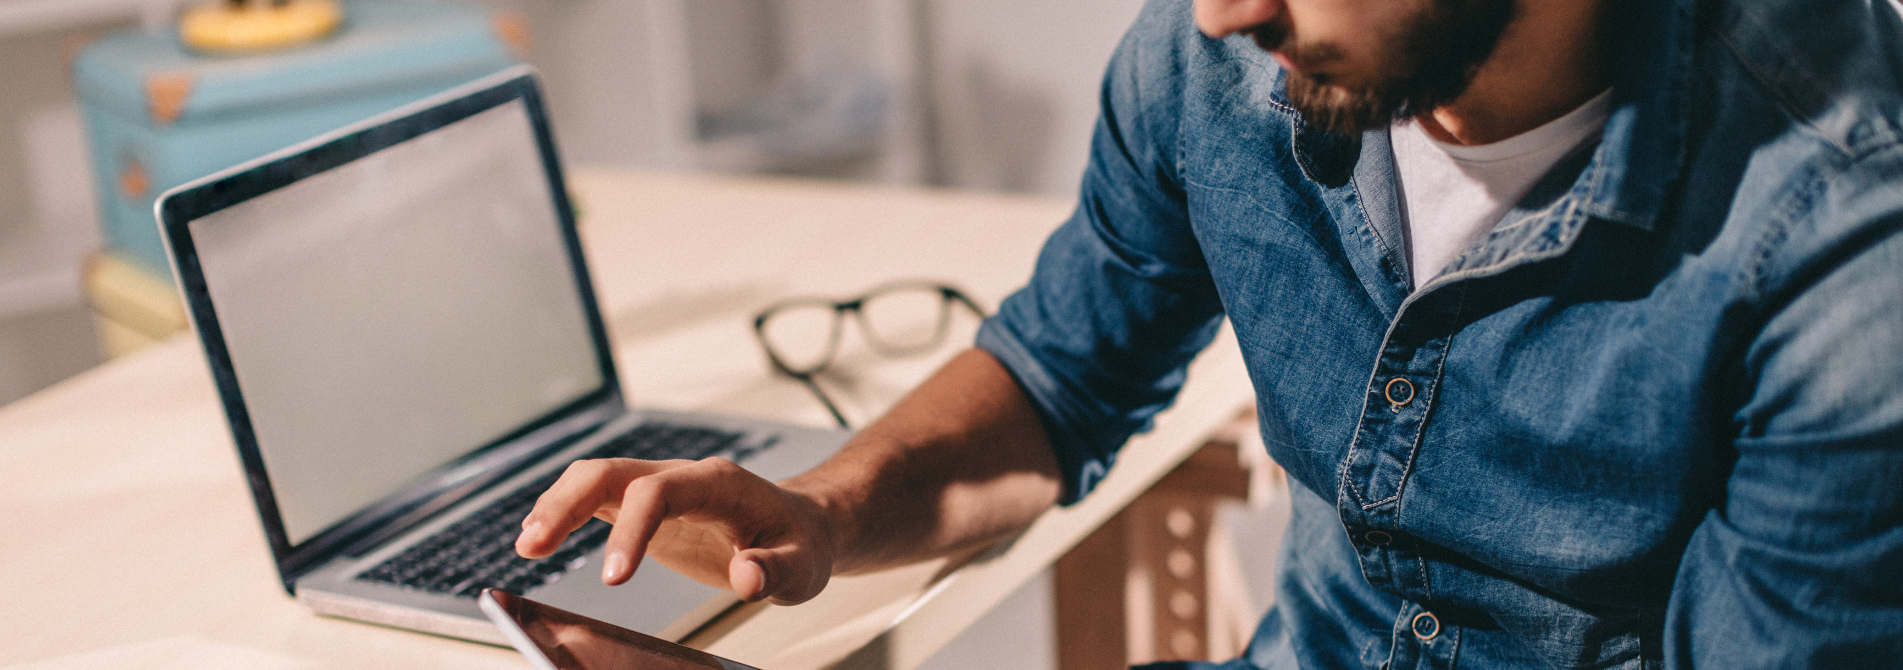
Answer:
[{"left": 185, "top": 97, "right": 604, "bottom": 546}]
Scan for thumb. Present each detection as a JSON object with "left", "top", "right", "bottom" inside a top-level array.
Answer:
[{"left": 730, "top": 546, "right": 829, "bottom": 605}]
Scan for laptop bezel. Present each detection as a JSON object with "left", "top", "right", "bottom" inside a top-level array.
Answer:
[{"left": 154, "top": 67, "right": 627, "bottom": 592}]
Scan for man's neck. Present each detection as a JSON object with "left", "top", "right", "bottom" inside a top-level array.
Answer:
[{"left": 1416, "top": 0, "right": 1612, "bottom": 146}]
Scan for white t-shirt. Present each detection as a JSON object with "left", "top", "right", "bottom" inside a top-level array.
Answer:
[{"left": 1392, "top": 89, "right": 1612, "bottom": 289}]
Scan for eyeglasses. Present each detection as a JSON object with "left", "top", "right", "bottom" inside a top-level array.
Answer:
[{"left": 752, "top": 281, "right": 987, "bottom": 428}]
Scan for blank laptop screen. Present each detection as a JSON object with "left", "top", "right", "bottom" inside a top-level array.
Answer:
[{"left": 187, "top": 99, "right": 603, "bottom": 545}]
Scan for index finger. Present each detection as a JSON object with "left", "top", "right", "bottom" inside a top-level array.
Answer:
[
  {"left": 599, "top": 458, "right": 754, "bottom": 585},
  {"left": 515, "top": 458, "right": 673, "bottom": 558}
]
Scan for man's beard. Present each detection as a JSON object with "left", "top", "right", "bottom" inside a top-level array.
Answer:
[{"left": 1253, "top": 0, "right": 1516, "bottom": 135}]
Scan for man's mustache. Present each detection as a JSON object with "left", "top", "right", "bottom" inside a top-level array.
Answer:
[
  {"left": 1245, "top": 21, "right": 1290, "bottom": 52},
  {"left": 1245, "top": 21, "right": 1345, "bottom": 74}
]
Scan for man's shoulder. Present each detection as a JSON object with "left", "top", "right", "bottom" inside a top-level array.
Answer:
[
  {"left": 1094, "top": 0, "right": 1306, "bottom": 184},
  {"left": 1111, "top": 0, "right": 1284, "bottom": 101},
  {"left": 1703, "top": 0, "right": 1903, "bottom": 159},
  {"left": 1686, "top": 0, "right": 1903, "bottom": 329}
]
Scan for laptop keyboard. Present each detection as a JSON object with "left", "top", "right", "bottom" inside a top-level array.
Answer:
[{"left": 355, "top": 422, "right": 748, "bottom": 598}]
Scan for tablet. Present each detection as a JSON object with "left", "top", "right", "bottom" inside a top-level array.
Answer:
[{"left": 479, "top": 589, "right": 762, "bottom": 670}]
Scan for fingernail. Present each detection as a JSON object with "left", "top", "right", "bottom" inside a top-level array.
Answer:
[
  {"left": 603, "top": 553, "right": 628, "bottom": 583},
  {"left": 748, "top": 559, "right": 767, "bottom": 587},
  {"left": 731, "top": 558, "right": 768, "bottom": 601}
]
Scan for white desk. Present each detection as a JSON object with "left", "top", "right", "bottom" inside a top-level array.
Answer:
[{"left": 0, "top": 170, "right": 1252, "bottom": 670}]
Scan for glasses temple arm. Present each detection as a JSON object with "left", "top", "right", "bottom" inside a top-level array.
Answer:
[{"left": 795, "top": 374, "right": 851, "bottom": 429}]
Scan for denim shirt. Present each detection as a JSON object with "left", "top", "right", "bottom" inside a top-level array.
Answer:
[{"left": 973, "top": 0, "right": 1903, "bottom": 667}]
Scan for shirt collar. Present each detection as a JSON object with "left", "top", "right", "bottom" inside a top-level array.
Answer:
[{"left": 1573, "top": 0, "right": 1697, "bottom": 232}]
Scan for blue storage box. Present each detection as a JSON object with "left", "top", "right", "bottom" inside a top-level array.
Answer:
[{"left": 73, "top": 0, "right": 524, "bottom": 281}]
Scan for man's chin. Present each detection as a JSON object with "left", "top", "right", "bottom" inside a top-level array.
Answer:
[
  {"left": 1269, "top": 0, "right": 1511, "bottom": 136},
  {"left": 1285, "top": 76, "right": 1405, "bottom": 135}
]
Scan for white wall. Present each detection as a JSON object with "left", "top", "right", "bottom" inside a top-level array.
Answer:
[
  {"left": 504, "top": 0, "right": 1146, "bottom": 196},
  {"left": 0, "top": 18, "right": 118, "bottom": 405},
  {"left": 921, "top": 0, "right": 1146, "bottom": 196}
]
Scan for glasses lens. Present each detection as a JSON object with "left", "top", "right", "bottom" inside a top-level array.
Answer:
[
  {"left": 857, "top": 286, "right": 951, "bottom": 354},
  {"left": 760, "top": 303, "right": 842, "bottom": 373}
]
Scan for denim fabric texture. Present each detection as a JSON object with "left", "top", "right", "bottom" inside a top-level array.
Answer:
[{"left": 972, "top": 0, "right": 1903, "bottom": 667}]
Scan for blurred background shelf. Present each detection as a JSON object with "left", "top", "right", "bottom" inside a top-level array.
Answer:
[{"left": 0, "top": 0, "right": 186, "bottom": 37}]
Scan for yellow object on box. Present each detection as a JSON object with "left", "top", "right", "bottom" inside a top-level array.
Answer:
[
  {"left": 180, "top": 0, "right": 344, "bottom": 54},
  {"left": 83, "top": 252, "right": 188, "bottom": 359}
]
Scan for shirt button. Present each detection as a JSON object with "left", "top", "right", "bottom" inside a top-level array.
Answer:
[
  {"left": 1364, "top": 530, "right": 1392, "bottom": 546},
  {"left": 1384, "top": 378, "right": 1415, "bottom": 407},
  {"left": 1412, "top": 611, "right": 1440, "bottom": 641}
]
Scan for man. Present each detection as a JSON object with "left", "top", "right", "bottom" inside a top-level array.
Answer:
[{"left": 517, "top": 0, "right": 1903, "bottom": 666}]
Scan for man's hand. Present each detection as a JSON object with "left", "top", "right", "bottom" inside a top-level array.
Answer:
[
  {"left": 514, "top": 349, "right": 1061, "bottom": 608},
  {"left": 514, "top": 456, "right": 836, "bottom": 605}
]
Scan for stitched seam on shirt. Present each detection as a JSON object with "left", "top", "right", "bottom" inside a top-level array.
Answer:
[
  {"left": 1238, "top": 54, "right": 1303, "bottom": 124},
  {"left": 1400, "top": 289, "right": 1463, "bottom": 601},
  {"left": 1398, "top": 287, "right": 1465, "bottom": 504},
  {"left": 1358, "top": 287, "right": 1468, "bottom": 514},
  {"left": 1350, "top": 179, "right": 1385, "bottom": 261},
  {"left": 1341, "top": 300, "right": 1417, "bottom": 509},
  {"left": 1744, "top": 145, "right": 1901, "bottom": 332},
  {"left": 1258, "top": 72, "right": 1299, "bottom": 117},
  {"left": 1445, "top": 619, "right": 1462, "bottom": 666},
  {"left": 1381, "top": 617, "right": 1404, "bottom": 670},
  {"left": 1418, "top": 553, "right": 1434, "bottom": 603},
  {"left": 1349, "top": 167, "right": 1408, "bottom": 291},
  {"left": 1417, "top": 197, "right": 1589, "bottom": 295},
  {"left": 1743, "top": 165, "right": 1818, "bottom": 302},
  {"left": 1362, "top": 493, "right": 1399, "bottom": 510},
  {"left": 1438, "top": 193, "right": 1576, "bottom": 280},
  {"left": 1338, "top": 393, "right": 1378, "bottom": 510},
  {"left": 1170, "top": 64, "right": 1190, "bottom": 195},
  {"left": 1711, "top": 22, "right": 1855, "bottom": 159},
  {"left": 1338, "top": 435, "right": 1372, "bottom": 509}
]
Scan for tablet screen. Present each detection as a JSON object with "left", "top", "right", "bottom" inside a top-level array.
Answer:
[{"left": 481, "top": 590, "right": 758, "bottom": 670}]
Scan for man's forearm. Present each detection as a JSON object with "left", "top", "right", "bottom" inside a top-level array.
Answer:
[{"left": 784, "top": 348, "right": 1063, "bottom": 574}]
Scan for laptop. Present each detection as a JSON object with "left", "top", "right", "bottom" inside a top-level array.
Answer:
[{"left": 153, "top": 66, "right": 850, "bottom": 645}]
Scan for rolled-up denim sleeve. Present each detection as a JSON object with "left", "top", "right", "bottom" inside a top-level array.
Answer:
[
  {"left": 975, "top": 0, "right": 1225, "bottom": 505},
  {"left": 1666, "top": 151, "right": 1903, "bottom": 665}
]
